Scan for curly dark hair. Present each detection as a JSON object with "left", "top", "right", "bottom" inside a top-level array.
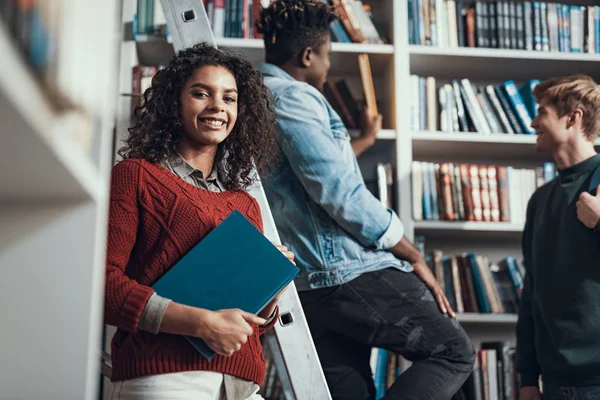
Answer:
[
  {"left": 258, "top": 0, "right": 336, "bottom": 65},
  {"left": 119, "top": 43, "right": 278, "bottom": 190}
]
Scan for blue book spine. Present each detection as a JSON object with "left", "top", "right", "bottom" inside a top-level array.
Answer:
[
  {"left": 467, "top": 253, "right": 491, "bottom": 313},
  {"left": 408, "top": 0, "right": 415, "bottom": 44},
  {"left": 519, "top": 79, "right": 541, "bottom": 119},
  {"left": 533, "top": 2, "right": 541, "bottom": 50},
  {"left": 502, "top": 80, "right": 535, "bottom": 134},
  {"left": 429, "top": 164, "right": 440, "bottom": 220},
  {"left": 566, "top": 6, "right": 572, "bottom": 52},
  {"left": 419, "top": 77, "right": 426, "bottom": 130},
  {"left": 505, "top": 256, "right": 523, "bottom": 300},
  {"left": 422, "top": 162, "right": 433, "bottom": 220},
  {"left": 374, "top": 349, "right": 389, "bottom": 399},
  {"left": 540, "top": 2, "right": 549, "bottom": 51},
  {"left": 556, "top": 5, "right": 564, "bottom": 52},
  {"left": 329, "top": 20, "right": 351, "bottom": 42},
  {"left": 596, "top": 6, "right": 600, "bottom": 54}
]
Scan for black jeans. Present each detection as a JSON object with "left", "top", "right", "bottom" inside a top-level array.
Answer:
[
  {"left": 299, "top": 268, "right": 476, "bottom": 400},
  {"left": 543, "top": 385, "right": 600, "bottom": 400}
]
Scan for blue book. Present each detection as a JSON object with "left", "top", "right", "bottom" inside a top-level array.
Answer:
[
  {"left": 501, "top": 80, "right": 535, "bottom": 135},
  {"left": 152, "top": 210, "right": 299, "bottom": 360},
  {"left": 504, "top": 256, "right": 523, "bottom": 300},
  {"left": 519, "top": 79, "right": 541, "bottom": 119},
  {"left": 466, "top": 253, "right": 491, "bottom": 313},
  {"left": 596, "top": 7, "right": 600, "bottom": 54},
  {"left": 374, "top": 348, "right": 389, "bottom": 399}
]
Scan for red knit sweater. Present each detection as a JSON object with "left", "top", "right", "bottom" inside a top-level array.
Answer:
[{"left": 105, "top": 158, "right": 276, "bottom": 383}]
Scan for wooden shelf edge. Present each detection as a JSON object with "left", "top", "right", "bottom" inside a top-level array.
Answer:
[
  {"left": 136, "top": 36, "right": 395, "bottom": 54},
  {"left": 414, "top": 221, "right": 524, "bottom": 232},
  {"left": 411, "top": 131, "right": 537, "bottom": 144},
  {"left": 408, "top": 45, "right": 600, "bottom": 62},
  {"left": 456, "top": 313, "right": 518, "bottom": 323}
]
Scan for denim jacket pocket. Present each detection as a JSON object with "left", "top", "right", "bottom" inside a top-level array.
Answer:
[{"left": 307, "top": 203, "right": 343, "bottom": 265}]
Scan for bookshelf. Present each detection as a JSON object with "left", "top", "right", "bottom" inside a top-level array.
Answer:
[
  {"left": 408, "top": 46, "right": 600, "bottom": 80},
  {"left": 0, "top": 1, "right": 120, "bottom": 399},
  {"left": 400, "top": 0, "right": 600, "bottom": 396},
  {"left": 0, "top": 21, "right": 103, "bottom": 201}
]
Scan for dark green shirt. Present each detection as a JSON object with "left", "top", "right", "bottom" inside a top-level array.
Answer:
[{"left": 517, "top": 153, "right": 600, "bottom": 387}]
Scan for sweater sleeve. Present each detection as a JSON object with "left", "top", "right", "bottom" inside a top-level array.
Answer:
[
  {"left": 258, "top": 306, "right": 279, "bottom": 336},
  {"left": 104, "top": 160, "right": 155, "bottom": 332},
  {"left": 516, "top": 197, "right": 541, "bottom": 388}
]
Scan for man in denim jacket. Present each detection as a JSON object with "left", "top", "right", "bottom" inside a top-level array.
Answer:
[{"left": 258, "top": 2, "right": 474, "bottom": 399}]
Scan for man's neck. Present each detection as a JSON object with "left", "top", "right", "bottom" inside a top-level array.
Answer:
[
  {"left": 278, "top": 63, "right": 308, "bottom": 84},
  {"left": 552, "top": 140, "right": 597, "bottom": 170}
]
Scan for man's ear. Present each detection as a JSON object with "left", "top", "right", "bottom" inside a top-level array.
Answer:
[
  {"left": 300, "top": 47, "right": 313, "bottom": 68},
  {"left": 567, "top": 108, "right": 584, "bottom": 129}
]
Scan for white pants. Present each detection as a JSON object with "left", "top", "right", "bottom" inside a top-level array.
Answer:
[{"left": 110, "top": 371, "right": 265, "bottom": 400}]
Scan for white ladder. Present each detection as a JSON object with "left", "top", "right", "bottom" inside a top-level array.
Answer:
[{"left": 157, "top": 1, "right": 331, "bottom": 398}]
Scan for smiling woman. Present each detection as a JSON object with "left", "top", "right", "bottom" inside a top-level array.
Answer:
[
  {"left": 119, "top": 43, "right": 278, "bottom": 190},
  {"left": 105, "top": 43, "right": 292, "bottom": 400}
]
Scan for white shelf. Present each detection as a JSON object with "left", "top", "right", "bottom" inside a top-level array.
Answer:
[
  {"left": 412, "top": 131, "right": 541, "bottom": 162},
  {"left": 411, "top": 131, "right": 600, "bottom": 162},
  {"left": 456, "top": 313, "right": 518, "bottom": 324},
  {"left": 216, "top": 38, "right": 395, "bottom": 54},
  {"left": 136, "top": 37, "right": 394, "bottom": 75},
  {"left": 349, "top": 129, "right": 397, "bottom": 140},
  {"left": 408, "top": 45, "right": 600, "bottom": 81},
  {"left": 414, "top": 221, "right": 523, "bottom": 239},
  {"left": 0, "top": 22, "right": 101, "bottom": 201}
]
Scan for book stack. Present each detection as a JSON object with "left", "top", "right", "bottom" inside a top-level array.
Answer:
[
  {"left": 371, "top": 342, "right": 519, "bottom": 400},
  {"left": 454, "top": 343, "right": 519, "bottom": 400},
  {"left": 134, "top": 0, "right": 169, "bottom": 40},
  {"left": 412, "top": 162, "right": 556, "bottom": 224},
  {"left": 198, "top": 0, "right": 388, "bottom": 42},
  {"left": 410, "top": 77, "right": 540, "bottom": 135},
  {"left": 408, "top": 0, "right": 600, "bottom": 53},
  {"left": 425, "top": 251, "right": 523, "bottom": 315},
  {"left": 328, "top": 0, "right": 387, "bottom": 44},
  {"left": 131, "top": 64, "right": 163, "bottom": 112}
]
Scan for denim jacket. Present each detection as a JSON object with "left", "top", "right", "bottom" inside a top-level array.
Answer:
[{"left": 259, "top": 63, "right": 413, "bottom": 291}]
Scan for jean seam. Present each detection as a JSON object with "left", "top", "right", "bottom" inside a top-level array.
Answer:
[
  {"left": 417, "top": 359, "right": 460, "bottom": 400},
  {"left": 346, "top": 281, "right": 387, "bottom": 324}
]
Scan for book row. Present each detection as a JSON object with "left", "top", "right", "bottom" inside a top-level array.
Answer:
[
  {"left": 408, "top": 0, "right": 600, "bottom": 54},
  {"left": 412, "top": 162, "right": 556, "bottom": 224},
  {"left": 425, "top": 251, "right": 523, "bottom": 315},
  {"left": 371, "top": 342, "right": 519, "bottom": 400},
  {"left": 410, "top": 77, "right": 539, "bottom": 135}
]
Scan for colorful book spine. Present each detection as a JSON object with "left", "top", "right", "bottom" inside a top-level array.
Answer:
[{"left": 502, "top": 80, "right": 535, "bottom": 135}]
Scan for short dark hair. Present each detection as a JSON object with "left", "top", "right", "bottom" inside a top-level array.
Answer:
[
  {"left": 258, "top": 0, "right": 336, "bottom": 65},
  {"left": 119, "top": 43, "right": 278, "bottom": 190}
]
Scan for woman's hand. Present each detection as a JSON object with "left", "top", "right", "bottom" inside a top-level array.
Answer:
[
  {"left": 276, "top": 244, "right": 295, "bottom": 265},
  {"left": 160, "top": 302, "right": 265, "bottom": 356},
  {"left": 194, "top": 308, "right": 266, "bottom": 356},
  {"left": 257, "top": 244, "right": 296, "bottom": 320}
]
